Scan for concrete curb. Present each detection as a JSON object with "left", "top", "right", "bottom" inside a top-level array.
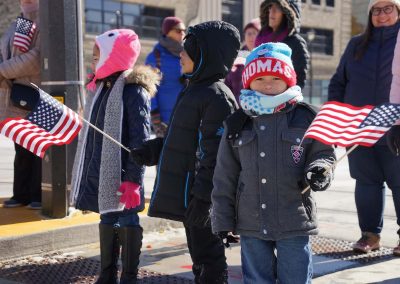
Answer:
[{"left": 0, "top": 216, "right": 183, "bottom": 260}]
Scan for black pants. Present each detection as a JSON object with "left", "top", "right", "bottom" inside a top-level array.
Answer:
[
  {"left": 185, "top": 225, "right": 227, "bottom": 283},
  {"left": 12, "top": 143, "right": 42, "bottom": 204}
]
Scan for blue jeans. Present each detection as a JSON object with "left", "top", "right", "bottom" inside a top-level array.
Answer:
[
  {"left": 348, "top": 145, "right": 400, "bottom": 233},
  {"left": 241, "top": 235, "right": 312, "bottom": 284},
  {"left": 100, "top": 210, "right": 140, "bottom": 228}
]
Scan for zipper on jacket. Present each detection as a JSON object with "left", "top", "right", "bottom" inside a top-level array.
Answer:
[
  {"left": 150, "top": 87, "right": 189, "bottom": 207},
  {"left": 184, "top": 172, "right": 191, "bottom": 208}
]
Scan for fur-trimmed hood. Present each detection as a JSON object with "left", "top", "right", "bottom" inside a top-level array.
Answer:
[
  {"left": 125, "top": 65, "right": 161, "bottom": 98},
  {"left": 260, "top": 0, "right": 301, "bottom": 36}
]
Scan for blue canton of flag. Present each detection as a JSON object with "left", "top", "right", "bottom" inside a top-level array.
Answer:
[
  {"left": 13, "top": 16, "right": 36, "bottom": 52},
  {"left": 359, "top": 103, "right": 400, "bottom": 128}
]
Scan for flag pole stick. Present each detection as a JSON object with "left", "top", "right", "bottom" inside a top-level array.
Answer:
[
  {"left": 80, "top": 116, "right": 131, "bottom": 153},
  {"left": 301, "top": 144, "right": 358, "bottom": 194}
]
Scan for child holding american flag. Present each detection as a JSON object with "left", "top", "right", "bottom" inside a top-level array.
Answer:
[
  {"left": 211, "top": 42, "right": 336, "bottom": 284},
  {"left": 70, "top": 29, "right": 160, "bottom": 283}
]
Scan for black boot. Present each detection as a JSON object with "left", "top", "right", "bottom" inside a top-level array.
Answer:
[
  {"left": 95, "top": 224, "right": 120, "bottom": 284},
  {"left": 119, "top": 226, "right": 143, "bottom": 284},
  {"left": 199, "top": 265, "right": 228, "bottom": 284},
  {"left": 192, "top": 263, "right": 202, "bottom": 284}
]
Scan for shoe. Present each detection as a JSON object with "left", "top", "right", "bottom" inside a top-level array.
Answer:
[
  {"left": 3, "top": 199, "right": 23, "bottom": 208},
  {"left": 394, "top": 242, "right": 400, "bottom": 256},
  {"left": 27, "top": 202, "right": 42, "bottom": 210},
  {"left": 352, "top": 232, "right": 381, "bottom": 253}
]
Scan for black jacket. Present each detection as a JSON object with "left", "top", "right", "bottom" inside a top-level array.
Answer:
[{"left": 148, "top": 21, "right": 240, "bottom": 221}]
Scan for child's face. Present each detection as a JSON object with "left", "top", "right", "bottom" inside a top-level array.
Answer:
[
  {"left": 249, "top": 75, "right": 288, "bottom": 96},
  {"left": 180, "top": 49, "right": 194, "bottom": 74},
  {"left": 91, "top": 44, "right": 100, "bottom": 73}
]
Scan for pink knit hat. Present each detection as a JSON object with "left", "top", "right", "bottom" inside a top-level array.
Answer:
[{"left": 87, "top": 29, "right": 141, "bottom": 91}]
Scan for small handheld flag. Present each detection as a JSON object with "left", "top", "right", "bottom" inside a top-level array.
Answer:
[
  {"left": 0, "top": 86, "right": 82, "bottom": 158},
  {"left": 13, "top": 17, "right": 36, "bottom": 52},
  {"left": 303, "top": 101, "right": 400, "bottom": 147}
]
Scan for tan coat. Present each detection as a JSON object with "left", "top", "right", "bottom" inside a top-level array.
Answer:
[{"left": 0, "top": 11, "right": 41, "bottom": 121}]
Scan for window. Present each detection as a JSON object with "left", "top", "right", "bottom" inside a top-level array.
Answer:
[
  {"left": 222, "top": 0, "right": 243, "bottom": 35},
  {"left": 85, "top": 0, "right": 174, "bottom": 39},
  {"left": 301, "top": 0, "right": 306, "bottom": 3},
  {"left": 311, "top": 0, "right": 321, "bottom": 4},
  {"left": 300, "top": 28, "right": 334, "bottom": 55},
  {"left": 326, "top": 0, "right": 335, "bottom": 7}
]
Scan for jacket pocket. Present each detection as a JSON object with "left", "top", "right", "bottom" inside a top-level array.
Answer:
[
  {"left": 236, "top": 188, "right": 260, "bottom": 231},
  {"left": 235, "top": 182, "right": 244, "bottom": 222},
  {"left": 282, "top": 129, "right": 311, "bottom": 169},
  {"left": 232, "top": 130, "right": 257, "bottom": 170}
]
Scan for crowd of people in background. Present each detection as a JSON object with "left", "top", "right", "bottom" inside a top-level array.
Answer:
[{"left": 2, "top": 0, "right": 400, "bottom": 283}]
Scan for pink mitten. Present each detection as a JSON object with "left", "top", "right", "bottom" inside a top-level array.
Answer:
[{"left": 117, "top": 181, "right": 141, "bottom": 209}]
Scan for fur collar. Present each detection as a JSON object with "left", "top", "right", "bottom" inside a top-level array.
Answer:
[{"left": 125, "top": 65, "right": 161, "bottom": 98}]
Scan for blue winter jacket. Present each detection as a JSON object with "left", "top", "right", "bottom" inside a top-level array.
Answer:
[
  {"left": 145, "top": 42, "right": 183, "bottom": 124},
  {"left": 75, "top": 75, "right": 151, "bottom": 213},
  {"left": 329, "top": 22, "right": 400, "bottom": 106}
]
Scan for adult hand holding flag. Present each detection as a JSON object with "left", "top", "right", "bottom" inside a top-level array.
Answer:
[{"left": 0, "top": 85, "right": 82, "bottom": 158}]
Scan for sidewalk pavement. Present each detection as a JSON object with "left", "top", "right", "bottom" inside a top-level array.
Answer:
[{"left": 1, "top": 136, "right": 400, "bottom": 283}]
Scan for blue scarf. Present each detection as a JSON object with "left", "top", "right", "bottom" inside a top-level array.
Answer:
[{"left": 239, "top": 86, "right": 303, "bottom": 116}]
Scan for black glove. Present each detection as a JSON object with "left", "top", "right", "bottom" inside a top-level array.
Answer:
[
  {"left": 387, "top": 125, "right": 400, "bottom": 156},
  {"left": 130, "top": 138, "right": 163, "bottom": 166},
  {"left": 218, "top": 231, "right": 240, "bottom": 248},
  {"left": 184, "top": 197, "right": 211, "bottom": 228},
  {"left": 305, "top": 165, "right": 331, "bottom": 192}
]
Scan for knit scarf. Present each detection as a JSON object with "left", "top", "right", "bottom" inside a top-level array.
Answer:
[
  {"left": 159, "top": 35, "right": 183, "bottom": 57},
  {"left": 71, "top": 71, "right": 129, "bottom": 214},
  {"left": 255, "top": 27, "right": 289, "bottom": 47},
  {"left": 239, "top": 85, "right": 303, "bottom": 116}
]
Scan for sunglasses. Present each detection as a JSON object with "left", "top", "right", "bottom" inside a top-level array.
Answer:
[{"left": 371, "top": 4, "right": 395, "bottom": 16}]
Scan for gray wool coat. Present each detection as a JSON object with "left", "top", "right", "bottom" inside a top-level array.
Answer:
[
  {"left": 0, "top": 11, "right": 41, "bottom": 121},
  {"left": 211, "top": 106, "right": 336, "bottom": 241}
]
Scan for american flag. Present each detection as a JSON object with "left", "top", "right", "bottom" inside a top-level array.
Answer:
[
  {"left": 303, "top": 101, "right": 400, "bottom": 147},
  {"left": 0, "top": 87, "right": 82, "bottom": 158},
  {"left": 13, "top": 17, "right": 36, "bottom": 52}
]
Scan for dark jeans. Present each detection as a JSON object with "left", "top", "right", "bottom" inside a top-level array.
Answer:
[
  {"left": 185, "top": 225, "right": 227, "bottom": 283},
  {"left": 100, "top": 210, "right": 140, "bottom": 227},
  {"left": 348, "top": 145, "right": 400, "bottom": 234},
  {"left": 12, "top": 143, "right": 42, "bottom": 204}
]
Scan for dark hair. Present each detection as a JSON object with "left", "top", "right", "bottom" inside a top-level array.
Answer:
[
  {"left": 354, "top": 13, "right": 374, "bottom": 60},
  {"left": 260, "top": 2, "right": 288, "bottom": 30},
  {"left": 355, "top": 8, "right": 400, "bottom": 60}
]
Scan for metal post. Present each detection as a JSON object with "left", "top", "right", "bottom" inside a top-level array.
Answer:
[
  {"left": 40, "top": 0, "right": 84, "bottom": 218},
  {"left": 115, "top": 10, "right": 121, "bottom": 28}
]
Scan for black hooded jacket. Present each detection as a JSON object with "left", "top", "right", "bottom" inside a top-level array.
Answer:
[
  {"left": 257, "top": 0, "right": 309, "bottom": 89},
  {"left": 148, "top": 21, "right": 240, "bottom": 222}
]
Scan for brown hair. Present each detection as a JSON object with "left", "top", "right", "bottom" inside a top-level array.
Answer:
[
  {"left": 260, "top": 2, "right": 288, "bottom": 34},
  {"left": 355, "top": 9, "right": 400, "bottom": 60}
]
